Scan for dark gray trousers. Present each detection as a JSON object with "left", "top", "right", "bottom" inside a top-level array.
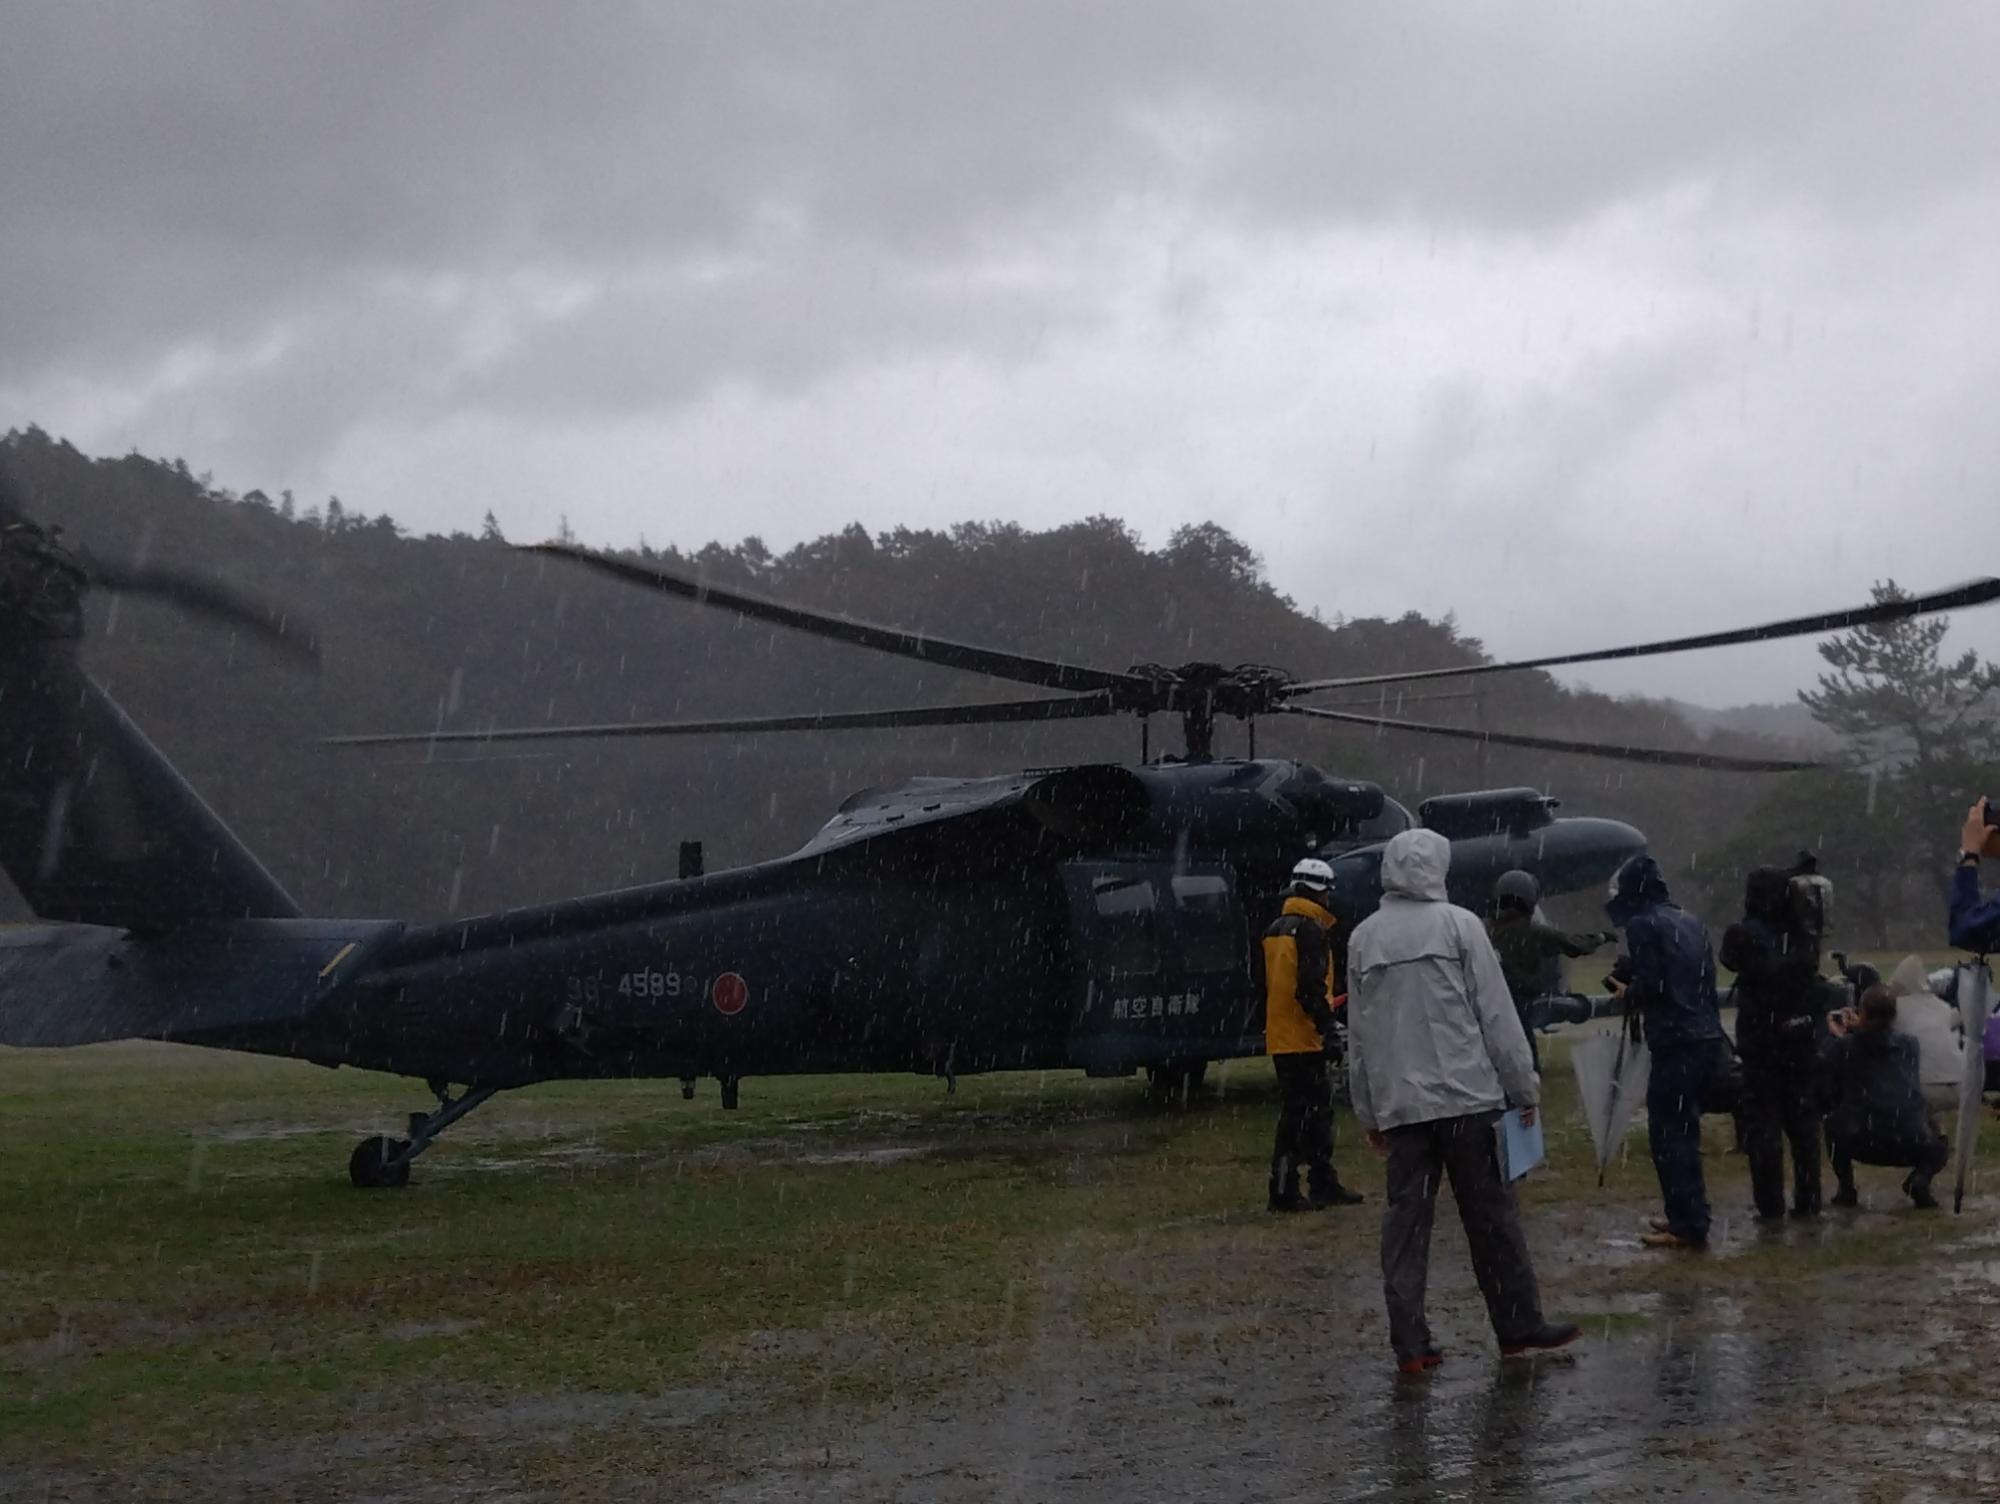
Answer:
[{"left": 1381, "top": 1111, "right": 1544, "bottom": 1360}]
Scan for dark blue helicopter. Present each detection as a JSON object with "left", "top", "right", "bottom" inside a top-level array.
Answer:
[{"left": 7, "top": 489, "right": 1989, "bottom": 1187}]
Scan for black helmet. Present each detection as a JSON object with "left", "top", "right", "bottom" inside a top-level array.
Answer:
[{"left": 1494, "top": 869, "right": 1540, "bottom": 912}]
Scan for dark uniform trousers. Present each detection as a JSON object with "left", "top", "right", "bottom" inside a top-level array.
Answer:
[
  {"left": 1739, "top": 1053, "right": 1823, "bottom": 1218},
  {"left": 1269, "top": 1051, "right": 1336, "bottom": 1199},
  {"left": 1830, "top": 1130, "right": 1950, "bottom": 1199},
  {"left": 1380, "top": 1111, "right": 1544, "bottom": 1361},
  {"left": 1647, "top": 1040, "right": 1717, "bottom": 1244}
]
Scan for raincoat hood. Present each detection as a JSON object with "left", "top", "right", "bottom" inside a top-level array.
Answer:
[
  {"left": 1890, "top": 955, "right": 1933, "bottom": 997},
  {"left": 1380, "top": 828, "right": 1450, "bottom": 902},
  {"left": 1605, "top": 854, "right": 1671, "bottom": 927},
  {"left": 1743, "top": 865, "right": 1793, "bottom": 924}
]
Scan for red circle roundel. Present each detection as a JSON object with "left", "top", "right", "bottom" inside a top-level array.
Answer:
[{"left": 711, "top": 971, "right": 749, "bottom": 1016}]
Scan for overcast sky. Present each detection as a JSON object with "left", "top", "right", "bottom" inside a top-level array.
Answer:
[{"left": 6, "top": 2, "right": 1998, "bottom": 705}]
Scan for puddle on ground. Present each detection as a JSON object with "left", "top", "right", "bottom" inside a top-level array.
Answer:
[
  {"left": 795, "top": 1145, "right": 934, "bottom": 1167},
  {"left": 448, "top": 1142, "right": 616, "bottom": 1173},
  {"left": 685, "top": 1197, "right": 1997, "bottom": 1504},
  {"left": 204, "top": 1120, "right": 382, "bottom": 1143}
]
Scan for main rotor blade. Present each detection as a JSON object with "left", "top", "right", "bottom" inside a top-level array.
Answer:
[
  {"left": 1284, "top": 577, "right": 2000, "bottom": 697},
  {"left": 1309, "top": 689, "right": 1480, "bottom": 711},
  {"left": 320, "top": 691, "right": 1122, "bottom": 749},
  {"left": 80, "top": 554, "right": 321, "bottom": 669},
  {"left": 1278, "top": 704, "right": 1820, "bottom": 773},
  {"left": 525, "top": 544, "right": 1142, "bottom": 695}
]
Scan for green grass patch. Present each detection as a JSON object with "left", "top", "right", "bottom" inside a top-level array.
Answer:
[
  {"left": 0, "top": 1044, "right": 1289, "bottom": 1469},
  {"left": 3, "top": 1032, "right": 1995, "bottom": 1485}
]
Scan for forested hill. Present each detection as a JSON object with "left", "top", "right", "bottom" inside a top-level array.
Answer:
[{"left": 2, "top": 427, "right": 1790, "bottom": 922}]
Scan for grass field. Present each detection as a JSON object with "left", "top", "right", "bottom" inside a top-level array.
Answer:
[{"left": 3, "top": 1021, "right": 1997, "bottom": 1500}]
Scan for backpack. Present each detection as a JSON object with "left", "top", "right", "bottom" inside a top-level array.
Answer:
[{"left": 1789, "top": 873, "right": 1833, "bottom": 949}]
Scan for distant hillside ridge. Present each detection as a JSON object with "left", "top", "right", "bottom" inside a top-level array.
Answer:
[
  {"left": 2, "top": 426, "right": 1796, "bottom": 921},
  {"left": 1664, "top": 699, "right": 1839, "bottom": 752}
]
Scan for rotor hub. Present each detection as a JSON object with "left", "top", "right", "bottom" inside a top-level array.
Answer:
[
  {"left": 1116, "top": 661, "right": 1295, "bottom": 719},
  {"left": 1113, "top": 663, "right": 1298, "bottom": 760}
]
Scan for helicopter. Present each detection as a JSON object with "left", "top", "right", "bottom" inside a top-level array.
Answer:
[{"left": 5, "top": 471, "right": 1996, "bottom": 1187}]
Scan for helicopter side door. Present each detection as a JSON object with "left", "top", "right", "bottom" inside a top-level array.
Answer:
[{"left": 1059, "top": 861, "right": 1261, "bottom": 1074}]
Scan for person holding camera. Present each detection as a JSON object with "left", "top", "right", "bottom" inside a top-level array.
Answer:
[
  {"left": 1720, "top": 866, "right": 1828, "bottom": 1221},
  {"left": 1951, "top": 797, "right": 2000, "bottom": 953},
  {"left": 1604, "top": 855, "right": 1726, "bottom": 1251},
  {"left": 1822, "top": 986, "right": 1950, "bottom": 1209}
]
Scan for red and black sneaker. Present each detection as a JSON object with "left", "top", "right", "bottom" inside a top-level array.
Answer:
[
  {"left": 1500, "top": 1324, "right": 1580, "bottom": 1360},
  {"left": 1395, "top": 1349, "right": 1446, "bottom": 1375}
]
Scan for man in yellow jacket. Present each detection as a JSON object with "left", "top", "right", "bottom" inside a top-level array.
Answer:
[{"left": 1263, "top": 858, "right": 1366, "bottom": 1211}]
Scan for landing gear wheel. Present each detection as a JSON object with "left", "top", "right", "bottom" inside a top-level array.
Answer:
[{"left": 349, "top": 1135, "right": 412, "bottom": 1189}]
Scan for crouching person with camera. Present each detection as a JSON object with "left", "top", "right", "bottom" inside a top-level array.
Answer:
[{"left": 1823, "top": 987, "right": 1950, "bottom": 1209}]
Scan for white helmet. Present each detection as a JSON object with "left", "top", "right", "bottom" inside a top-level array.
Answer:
[{"left": 1290, "top": 857, "right": 1336, "bottom": 894}]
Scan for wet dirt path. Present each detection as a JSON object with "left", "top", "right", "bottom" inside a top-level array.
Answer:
[{"left": 696, "top": 1205, "right": 2000, "bottom": 1504}]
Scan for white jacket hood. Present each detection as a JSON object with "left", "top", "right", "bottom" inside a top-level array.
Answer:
[
  {"left": 1889, "top": 955, "right": 1931, "bottom": 998},
  {"left": 1889, "top": 953, "right": 1964, "bottom": 1087},
  {"left": 1381, "top": 828, "right": 1450, "bottom": 902},
  {"left": 1344, "top": 829, "right": 1539, "bottom": 1133}
]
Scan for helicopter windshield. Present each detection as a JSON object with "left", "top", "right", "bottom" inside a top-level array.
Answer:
[{"left": 1331, "top": 797, "right": 1413, "bottom": 851}]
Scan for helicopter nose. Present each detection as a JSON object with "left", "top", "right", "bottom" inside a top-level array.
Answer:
[{"left": 1550, "top": 817, "right": 1647, "bottom": 888}]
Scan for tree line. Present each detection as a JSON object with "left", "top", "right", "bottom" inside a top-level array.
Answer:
[{"left": 2, "top": 426, "right": 1984, "bottom": 947}]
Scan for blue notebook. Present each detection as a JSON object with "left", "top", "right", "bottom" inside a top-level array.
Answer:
[{"left": 1497, "top": 1107, "right": 1545, "bottom": 1182}]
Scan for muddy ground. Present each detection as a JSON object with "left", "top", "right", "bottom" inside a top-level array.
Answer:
[
  {"left": 6, "top": 1048, "right": 1998, "bottom": 1503},
  {"left": 688, "top": 1207, "right": 2000, "bottom": 1504},
  {"left": 16, "top": 1197, "right": 1996, "bottom": 1503}
]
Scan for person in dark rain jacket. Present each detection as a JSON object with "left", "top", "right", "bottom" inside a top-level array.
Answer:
[
  {"left": 1822, "top": 987, "right": 1950, "bottom": 1209},
  {"left": 1721, "top": 866, "right": 1827, "bottom": 1220},
  {"left": 1262, "top": 858, "right": 1365, "bottom": 1212},
  {"left": 1486, "top": 869, "right": 1613, "bottom": 1071},
  {"left": 1605, "top": 855, "right": 1725, "bottom": 1251},
  {"left": 1950, "top": 798, "right": 2000, "bottom": 952}
]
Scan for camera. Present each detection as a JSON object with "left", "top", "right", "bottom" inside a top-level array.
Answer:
[{"left": 1986, "top": 798, "right": 2000, "bottom": 829}]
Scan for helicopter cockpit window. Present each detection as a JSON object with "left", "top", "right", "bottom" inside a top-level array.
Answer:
[
  {"left": 1352, "top": 798, "right": 1414, "bottom": 847},
  {"left": 1091, "top": 875, "right": 1161, "bottom": 976},
  {"left": 1170, "top": 874, "right": 1241, "bottom": 974}
]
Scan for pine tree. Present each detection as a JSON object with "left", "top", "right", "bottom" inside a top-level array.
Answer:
[
  {"left": 1800, "top": 580, "right": 2000, "bottom": 805},
  {"left": 1795, "top": 579, "right": 2000, "bottom": 918}
]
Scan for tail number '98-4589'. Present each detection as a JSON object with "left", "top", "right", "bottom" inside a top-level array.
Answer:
[{"left": 567, "top": 970, "right": 751, "bottom": 1014}]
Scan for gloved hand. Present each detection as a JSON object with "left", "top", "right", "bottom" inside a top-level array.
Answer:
[{"left": 1320, "top": 1012, "right": 1347, "bottom": 1064}]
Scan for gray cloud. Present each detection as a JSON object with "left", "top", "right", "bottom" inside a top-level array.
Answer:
[{"left": 6, "top": 2, "right": 2000, "bottom": 702}]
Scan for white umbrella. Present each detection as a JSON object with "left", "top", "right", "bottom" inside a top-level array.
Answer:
[
  {"left": 1952, "top": 962, "right": 1992, "bottom": 1214},
  {"left": 1571, "top": 1027, "right": 1652, "bottom": 1186}
]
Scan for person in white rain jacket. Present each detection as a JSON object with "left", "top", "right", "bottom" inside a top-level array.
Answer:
[{"left": 1347, "top": 828, "right": 1579, "bottom": 1374}]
